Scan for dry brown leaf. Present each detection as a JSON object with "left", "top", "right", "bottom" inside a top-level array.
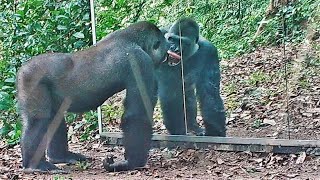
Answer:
[
  {"left": 263, "top": 119, "right": 276, "bottom": 126},
  {"left": 223, "top": 173, "right": 232, "bottom": 178},
  {"left": 252, "top": 158, "right": 263, "bottom": 163},
  {"left": 296, "top": 152, "right": 307, "bottom": 164},
  {"left": 306, "top": 108, "right": 320, "bottom": 113},
  {"left": 217, "top": 158, "right": 224, "bottom": 165},
  {"left": 284, "top": 173, "right": 299, "bottom": 178}
]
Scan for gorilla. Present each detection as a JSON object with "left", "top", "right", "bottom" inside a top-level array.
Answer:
[
  {"left": 17, "top": 21, "right": 167, "bottom": 172},
  {"left": 156, "top": 18, "right": 226, "bottom": 136}
]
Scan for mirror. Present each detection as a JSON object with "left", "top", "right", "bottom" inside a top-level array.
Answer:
[{"left": 95, "top": 0, "right": 319, "bottom": 140}]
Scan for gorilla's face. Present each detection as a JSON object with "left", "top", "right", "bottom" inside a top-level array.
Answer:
[
  {"left": 151, "top": 31, "right": 169, "bottom": 65},
  {"left": 163, "top": 24, "right": 199, "bottom": 66}
]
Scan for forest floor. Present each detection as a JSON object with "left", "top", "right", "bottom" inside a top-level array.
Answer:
[
  {"left": 1, "top": 42, "right": 319, "bottom": 179},
  {"left": 1, "top": 141, "right": 320, "bottom": 180}
]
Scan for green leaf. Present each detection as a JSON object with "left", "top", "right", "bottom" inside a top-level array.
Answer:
[
  {"left": 74, "top": 40, "right": 85, "bottom": 48},
  {"left": 73, "top": 32, "right": 84, "bottom": 39},
  {"left": 57, "top": 25, "right": 67, "bottom": 30},
  {"left": 4, "top": 78, "right": 15, "bottom": 83},
  {"left": 56, "top": 15, "right": 69, "bottom": 20},
  {"left": 82, "top": 13, "right": 90, "bottom": 20},
  {"left": 1, "top": 86, "right": 13, "bottom": 90},
  {"left": 74, "top": 122, "right": 83, "bottom": 130},
  {"left": 0, "top": 92, "right": 11, "bottom": 110}
]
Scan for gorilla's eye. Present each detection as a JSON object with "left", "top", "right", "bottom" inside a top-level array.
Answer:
[
  {"left": 167, "top": 37, "right": 173, "bottom": 42},
  {"left": 153, "top": 41, "right": 160, "bottom": 50}
]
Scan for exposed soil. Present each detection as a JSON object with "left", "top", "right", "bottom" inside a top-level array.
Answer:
[
  {"left": 1, "top": 141, "right": 320, "bottom": 180},
  {"left": 1, "top": 43, "right": 319, "bottom": 179}
]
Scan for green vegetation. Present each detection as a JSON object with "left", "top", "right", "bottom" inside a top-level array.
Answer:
[
  {"left": 252, "top": 119, "right": 263, "bottom": 129},
  {"left": 0, "top": 0, "right": 318, "bottom": 144},
  {"left": 0, "top": 0, "right": 91, "bottom": 144},
  {"left": 247, "top": 71, "right": 270, "bottom": 86},
  {"left": 53, "top": 175, "right": 71, "bottom": 180},
  {"left": 76, "top": 161, "right": 91, "bottom": 170}
]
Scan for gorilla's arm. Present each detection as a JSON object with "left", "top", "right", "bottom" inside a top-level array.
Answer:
[
  {"left": 185, "top": 89, "right": 205, "bottom": 135},
  {"left": 196, "top": 43, "right": 226, "bottom": 136},
  {"left": 158, "top": 76, "right": 204, "bottom": 135},
  {"left": 159, "top": 87, "right": 186, "bottom": 135},
  {"left": 103, "top": 50, "right": 154, "bottom": 171}
]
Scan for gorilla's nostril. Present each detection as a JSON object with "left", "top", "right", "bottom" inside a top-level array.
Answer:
[{"left": 169, "top": 44, "right": 176, "bottom": 51}]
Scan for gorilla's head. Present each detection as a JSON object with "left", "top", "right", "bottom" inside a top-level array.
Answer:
[
  {"left": 163, "top": 18, "right": 199, "bottom": 66},
  {"left": 124, "top": 21, "right": 169, "bottom": 65}
]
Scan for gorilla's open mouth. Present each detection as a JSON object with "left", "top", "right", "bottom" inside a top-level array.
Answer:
[{"left": 163, "top": 50, "right": 181, "bottom": 66}]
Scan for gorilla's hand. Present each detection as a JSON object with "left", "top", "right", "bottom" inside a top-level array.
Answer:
[{"left": 103, "top": 155, "right": 141, "bottom": 172}]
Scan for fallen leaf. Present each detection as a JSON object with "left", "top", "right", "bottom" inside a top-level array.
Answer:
[
  {"left": 263, "top": 119, "right": 276, "bottom": 126},
  {"left": 252, "top": 158, "right": 263, "bottom": 163},
  {"left": 285, "top": 173, "right": 299, "bottom": 178},
  {"left": 223, "top": 173, "right": 232, "bottom": 178},
  {"left": 296, "top": 152, "right": 306, "bottom": 164},
  {"left": 217, "top": 158, "right": 224, "bottom": 165},
  {"left": 306, "top": 108, "right": 320, "bottom": 113}
]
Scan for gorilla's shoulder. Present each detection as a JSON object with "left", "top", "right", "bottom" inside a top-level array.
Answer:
[
  {"left": 198, "top": 37, "right": 218, "bottom": 58},
  {"left": 199, "top": 37, "right": 217, "bottom": 50}
]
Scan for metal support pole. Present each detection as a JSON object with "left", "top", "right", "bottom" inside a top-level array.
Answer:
[{"left": 89, "top": 0, "right": 103, "bottom": 135}]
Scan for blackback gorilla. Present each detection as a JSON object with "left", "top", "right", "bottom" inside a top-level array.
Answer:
[
  {"left": 17, "top": 21, "right": 167, "bottom": 172},
  {"left": 156, "top": 18, "right": 226, "bottom": 136}
]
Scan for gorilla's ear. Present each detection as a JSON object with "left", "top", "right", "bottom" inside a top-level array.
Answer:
[
  {"left": 160, "top": 28, "right": 168, "bottom": 35},
  {"left": 153, "top": 40, "right": 161, "bottom": 50},
  {"left": 160, "top": 25, "right": 170, "bottom": 35}
]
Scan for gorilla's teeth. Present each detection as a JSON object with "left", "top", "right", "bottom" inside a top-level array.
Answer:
[{"left": 168, "top": 59, "right": 181, "bottom": 66}]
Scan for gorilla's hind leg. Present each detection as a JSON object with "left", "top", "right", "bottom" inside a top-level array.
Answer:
[
  {"left": 47, "top": 120, "right": 86, "bottom": 164},
  {"left": 103, "top": 80, "right": 153, "bottom": 171},
  {"left": 19, "top": 81, "right": 60, "bottom": 172},
  {"left": 21, "top": 116, "right": 60, "bottom": 172}
]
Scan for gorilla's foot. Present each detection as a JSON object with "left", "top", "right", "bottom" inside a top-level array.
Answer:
[
  {"left": 23, "top": 160, "right": 66, "bottom": 173},
  {"left": 103, "top": 155, "right": 144, "bottom": 172},
  {"left": 188, "top": 125, "right": 205, "bottom": 136},
  {"left": 204, "top": 123, "right": 226, "bottom": 137},
  {"left": 205, "top": 127, "right": 226, "bottom": 137},
  {"left": 48, "top": 151, "right": 87, "bottom": 164},
  {"left": 205, "top": 131, "right": 226, "bottom": 137}
]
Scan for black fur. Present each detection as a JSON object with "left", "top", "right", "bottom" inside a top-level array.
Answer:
[
  {"left": 156, "top": 18, "right": 226, "bottom": 136},
  {"left": 17, "top": 21, "right": 168, "bottom": 172}
]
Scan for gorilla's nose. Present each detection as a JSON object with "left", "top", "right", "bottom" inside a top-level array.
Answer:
[
  {"left": 169, "top": 44, "right": 175, "bottom": 50},
  {"left": 169, "top": 44, "right": 179, "bottom": 52}
]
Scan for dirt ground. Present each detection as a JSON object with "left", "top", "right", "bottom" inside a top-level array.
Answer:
[
  {"left": 1, "top": 141, "right": 320, "bottom": 180},
  {"left": 1, "top": 44, "right": 319, "bottom": 179}
]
